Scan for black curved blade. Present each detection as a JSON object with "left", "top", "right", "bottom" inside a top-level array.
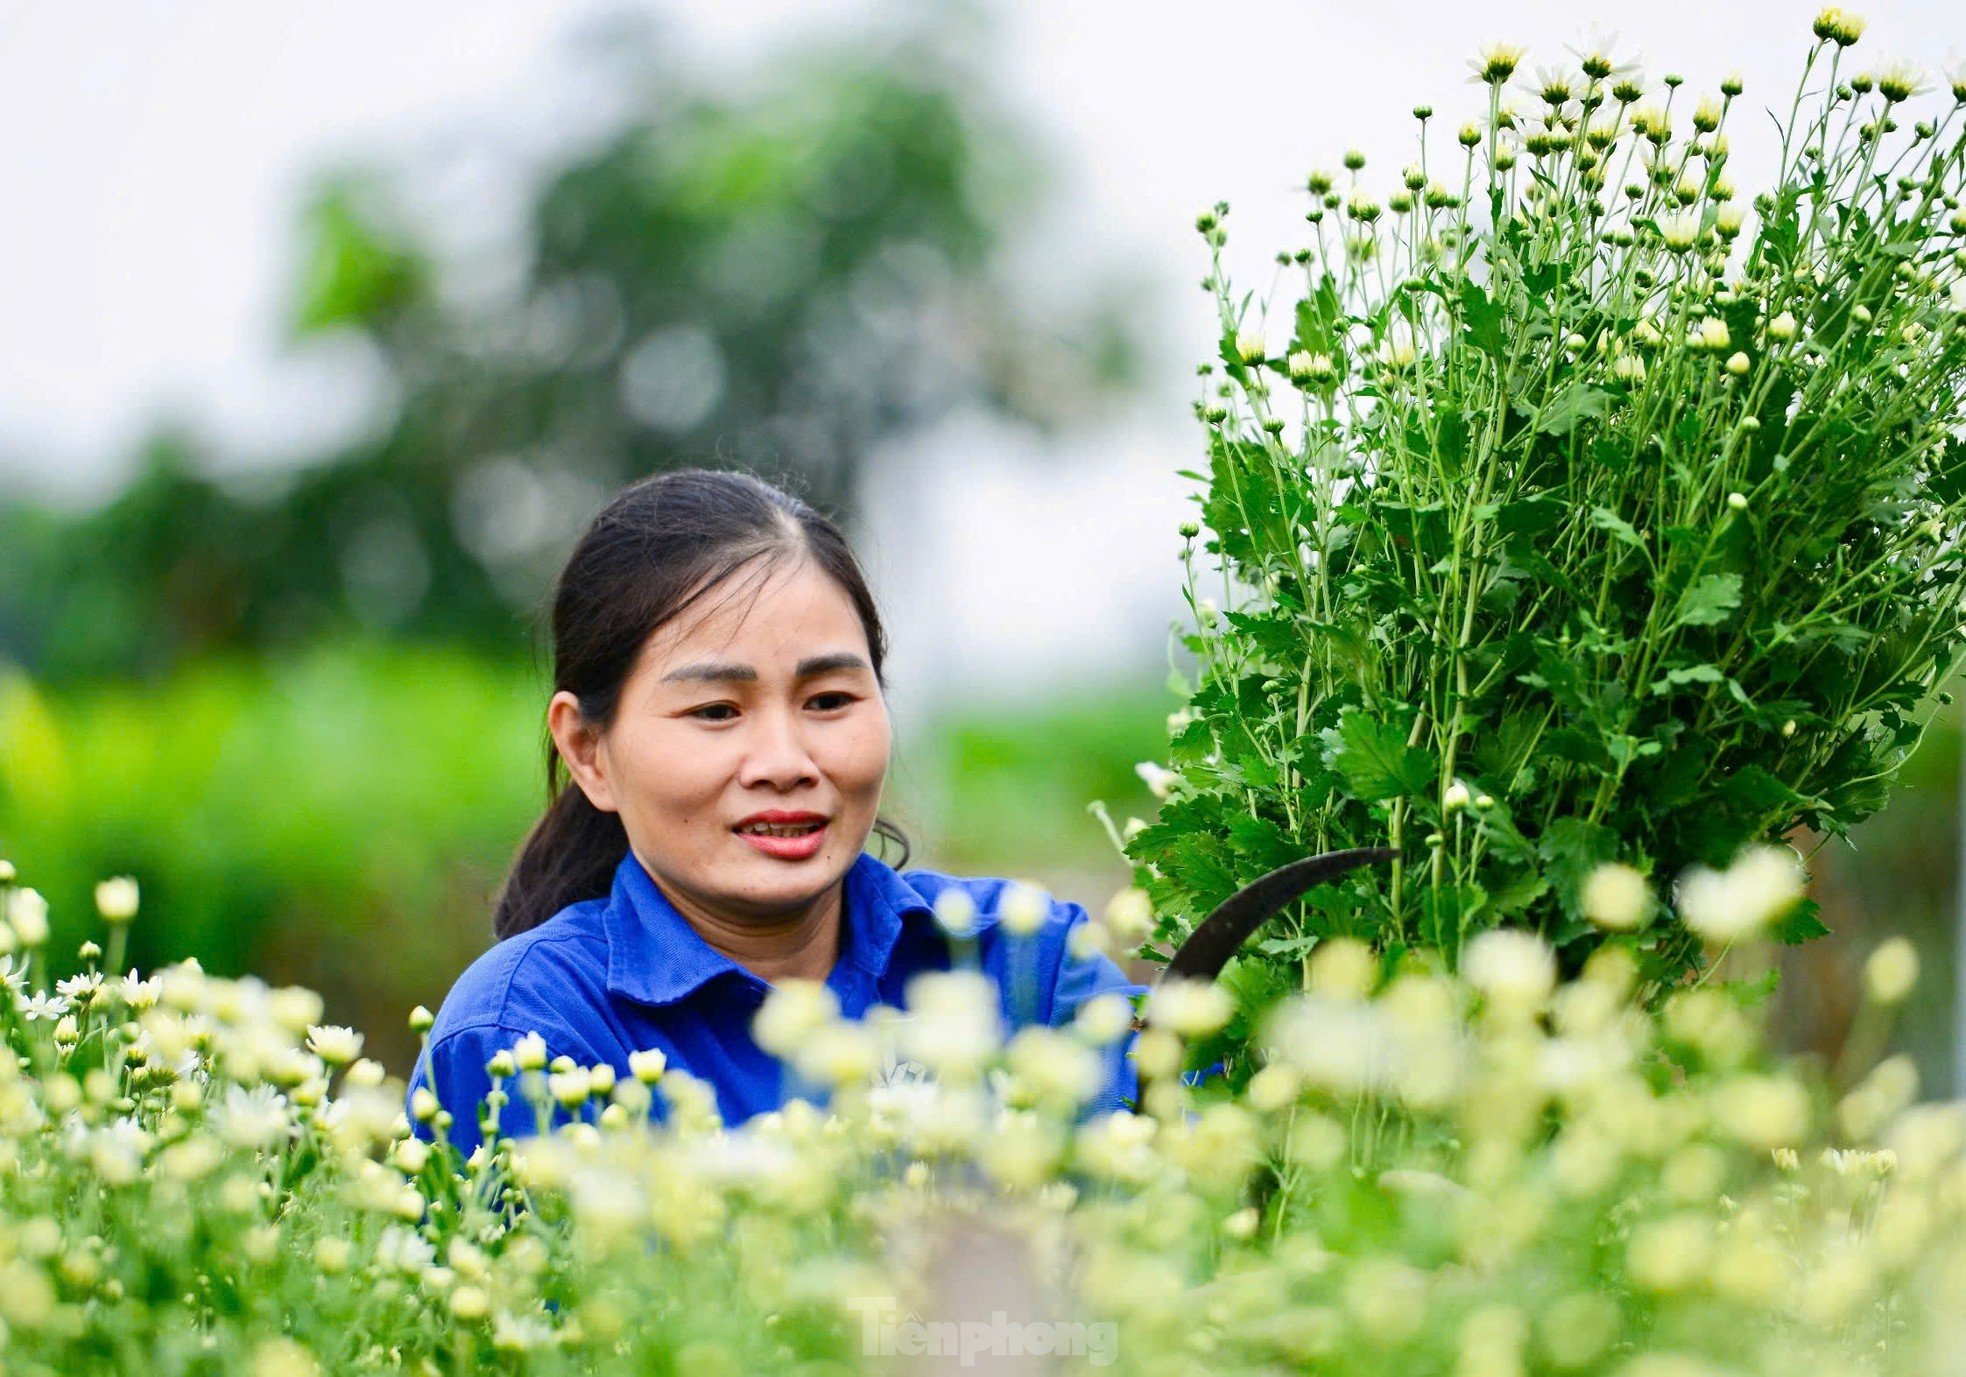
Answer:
[{"left": 1160, "top": 846, "right": 1399, "bottom": 985}]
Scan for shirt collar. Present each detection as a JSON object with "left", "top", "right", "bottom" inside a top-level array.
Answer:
[{"left": 603, "top": 847, "right": 940, "bottom": 1007}]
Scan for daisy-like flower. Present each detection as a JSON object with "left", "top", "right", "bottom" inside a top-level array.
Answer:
[
  {"left": 1470, "top": 42, "right": 1526, "bottom": 87},
  {"left": 93, "top": 877, "right": 139, "bottom": 924},
  {"left": 306, "top": 1024, "right": 365, "bottom": 1067},
  {"left": 1658, "top": 211, "right": 1703, "bottom": 253},
  {"left": 1564, "top": 28, "right": 1644, "bottom": 86},
  {"left": 1529, "top": 64, "right": 1578, "bottom": 108},
  {"left": 1675, "top": 844, "right": 1805, "bottom": 943},
  {"left": 0, "top": 954, "right": 24, "bottom": 992},
  {"left": 1812, "top": 7, "right": 1865, "bottom": 47},
  {"left": 211, "top": 1082, "right": 295, "bottom": 1152},
  {"left": 1581, "top": 862, "right": 1652, "bottom": 930},
  {"left": 1876, "top": 61, "right": 1924, "bottom": 104},
  {"left": 116, "top": 970, "right": 162, "bottom": 1010},
  {"left": 55, "top": 971, "right": 103, "bottom": 1005},
  {"left": 19, "top": 991, "right": 70, "bottom": 1022}
]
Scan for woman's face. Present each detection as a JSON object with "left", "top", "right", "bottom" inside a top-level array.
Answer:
[{"left": 550, "top": 555, "right": 892, "bottom": 925}]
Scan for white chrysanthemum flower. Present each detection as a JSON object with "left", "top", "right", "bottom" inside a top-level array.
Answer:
[
  {"left": 1135, "top": 761, "right": 1183, "bottom": 800},
  {"left": 1469, "top": 42, "right": 1526, "bottom": 86},
  {"left": 392, "top": 1136, "right": 431, "bottom": 1175},
  {"left": 1711, "top": 1073, "right": 1809, "bottom": 1151},
  {"left": 116, "top": 969, "right": 161, "bottom": 1010},
  {"left": 999, "top": 882, "right": 1050, "bottom": 938},
  {"left": 6, "top": 887, "right": 49, "bottom": 946},
  {"left": 1262, "top": 994, "right": 1442, "bottom": 1100},
  {"left": 1308, "top": 937, "right": 1378, "bottom": 1000},
  {"left": 932, "top": 888, "right": 978, "bottom": 937},
  {"left": 1376, "top": 336, "right": 1418, "bottom": 370},
  {"left": 1006, "top": 1027, "right": 1103, "bottom": 1105},
  {"left": 1693, "top": 317, "right": 1731, "bottom": 352},
  {"left": 753, "top": 979, "right": 841, "bottom": 1058},
  {"left": 1462, "top": 929, "right": 1556, "bottom": 1009},
  {"left": 1675, "top": 844, "right": 1805, "bottom": 944},
  {"left": 1070, "top": 992, "right": 1135, "bottom": 1047},
  {"left": 212, "top": 1083, "right": 295, "bottom": 1152},
  {"left": 1658, "top": 211, "right": 1702, "bottom": 253},
  {"left": 790, "top": 1021, "right": 882, "bottom": 1087},
  {"left": 510, "top": 1031, "right": 549, "bottom": 1072},
  {"left": 547, "top": 1067, "right": 592, "bottom": 1109},
  {"left": 900, "top": 970, "right": 1003, "bottom": 1079},
  {"left": 1863, "top": 937, "right": 1919, "bottom": 1006},
  {"left": 1103, "top": 887, "right": 1155, "bottom": 944},
  {"left": 1234, "top": 329, "right": 1267, "bottom": 365},
  {"left": 306, "top": 1025, "right": 364, "bottom": 1067},
  {"left": 55, "top": 971, "right": 103, "bottom": 1004},
  {"left": 1146, "top": 977, "right": 1234, "bottom": 1038},
  {"left": 1581, "top": 862, "right": 1651, "bottom": 931},
  {"left": 1067, "top": 918, "right": 1112, "bottom": 961},
  {"left": 93, "top": 876, "right": 140, "bottom": 924},
  {"left": 18, "top": 992, "right": 70, "bottom": 1022}
]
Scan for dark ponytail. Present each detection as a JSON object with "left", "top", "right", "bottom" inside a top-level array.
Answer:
[{"left": 492, "top": 468, "right": 912, "bottom": 940}]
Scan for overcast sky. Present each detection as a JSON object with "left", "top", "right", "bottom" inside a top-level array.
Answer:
[{"left": 4, "top": 0, "right": 1959, "bottom": 496}]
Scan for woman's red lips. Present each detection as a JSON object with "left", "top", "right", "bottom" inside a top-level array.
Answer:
[
  {"left": 734, "top": 818, "right": 828, "bottom": 860},
  {"left": 733, "top": 810, "right": 828, "bottom": 829}
]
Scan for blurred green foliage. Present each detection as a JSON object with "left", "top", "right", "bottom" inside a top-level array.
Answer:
[
  {"left": 935, "top": 687, "right": 1176, "bottom": 877},
  {"left": 0, "top": 7, "right": 1142, "bottom": 684},
  {"left": 0, "top": 643, "right": 541, "bottom": 1069}
]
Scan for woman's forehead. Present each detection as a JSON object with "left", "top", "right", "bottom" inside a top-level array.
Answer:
[{"left": 641, "top": 565, "right": 868, "bottom": 674}]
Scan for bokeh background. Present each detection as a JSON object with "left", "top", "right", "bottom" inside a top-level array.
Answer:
[{"left": 1, "top": 0, "right": 1960, "bottom": 1081}]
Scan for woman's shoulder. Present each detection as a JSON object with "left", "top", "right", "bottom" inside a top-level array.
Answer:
[{"left": 422, "top": 897, "right": 613, "bottom": 1054}]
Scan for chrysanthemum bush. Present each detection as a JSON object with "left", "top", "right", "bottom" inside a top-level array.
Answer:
[
  {"left": 1120, "top": 13, "right": 1966, "bottom": 1008},
  {"left": 3, "top": 861, "right": 1965, "bottom": 1375}
]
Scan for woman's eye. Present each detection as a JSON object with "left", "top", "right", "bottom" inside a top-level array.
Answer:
[{"left": 689, "top": 693, "right": 854, "bottom": 722}]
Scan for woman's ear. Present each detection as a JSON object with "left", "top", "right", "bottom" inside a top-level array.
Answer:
[{"left": 547, "top": 691, "right": 620, "bottom": 814}]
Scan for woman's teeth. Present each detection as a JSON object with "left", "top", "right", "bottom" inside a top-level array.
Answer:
[{"left": 739, "top": 822, "right": 822, "bottom": 837}]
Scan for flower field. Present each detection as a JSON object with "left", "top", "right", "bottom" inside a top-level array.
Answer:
[{"left": 0, "top": 862, "right": 1963, "bottom": 1373}]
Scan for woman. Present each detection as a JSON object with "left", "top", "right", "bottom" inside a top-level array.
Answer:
[{"left": 405, "top": 468, "right": 1145, "bottom": 1160}]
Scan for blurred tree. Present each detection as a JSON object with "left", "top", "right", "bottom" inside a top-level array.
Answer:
[{"left": 0, "top": 6, "right": 1143, "bottom": 682}]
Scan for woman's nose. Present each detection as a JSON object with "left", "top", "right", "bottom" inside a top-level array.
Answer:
[{"left": 742, "top": 707, "right": 820, "bottom": 781}]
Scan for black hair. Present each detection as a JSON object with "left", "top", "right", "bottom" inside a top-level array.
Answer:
[{"left": 492, "top": 467, "right": 910, "bottom": 939}]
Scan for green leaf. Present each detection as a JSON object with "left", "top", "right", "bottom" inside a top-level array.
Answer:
[
  {"left": 1532, "top": 383, "right": 1611, "bottom": 437},
  {"left": 1649, "top": 664, "right": 1725, "bottom": 695},
  {"left": 1321, "top": 708, "right": 1435, "bottom": 801},
  {"left": 1674, "top": 573, "right": 1742, "bottom": 629},
  {"left": 1459, "top": 279, "right": 1505, "bottom": 357},
  {"left": 1538, "top": 817, "right": 1620, "bottom": 923},
  {"left": 1590, "top": 506, "right": 1645, "bottom": 549},
  {"left": 1772, "top": 897, "right": 1830, "bottom": 944}
]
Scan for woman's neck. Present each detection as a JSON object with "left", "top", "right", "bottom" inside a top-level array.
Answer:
[{"left": 673, "top": 881, "right": 845, "bottom": 987}]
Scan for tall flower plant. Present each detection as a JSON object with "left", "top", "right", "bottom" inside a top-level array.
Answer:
[{"left": 1124, "top": 14, "right": 1966, "bottom": 1017}]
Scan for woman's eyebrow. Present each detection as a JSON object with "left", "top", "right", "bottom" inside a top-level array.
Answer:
[{"left": 659, "top": 652, "right": 870, "bottom": 684}]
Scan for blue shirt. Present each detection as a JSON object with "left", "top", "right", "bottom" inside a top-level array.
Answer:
[{"left": 406, "top": 847, "right": 1149, "bottom": 1159}]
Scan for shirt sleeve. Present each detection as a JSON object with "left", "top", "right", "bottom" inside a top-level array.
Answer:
[
  {"left": 406, "top": 1021, "right": 587, "bottom": 1163},
  {"left": 1044, "top": 899, "right": 1150, "bottom": 1118}
]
